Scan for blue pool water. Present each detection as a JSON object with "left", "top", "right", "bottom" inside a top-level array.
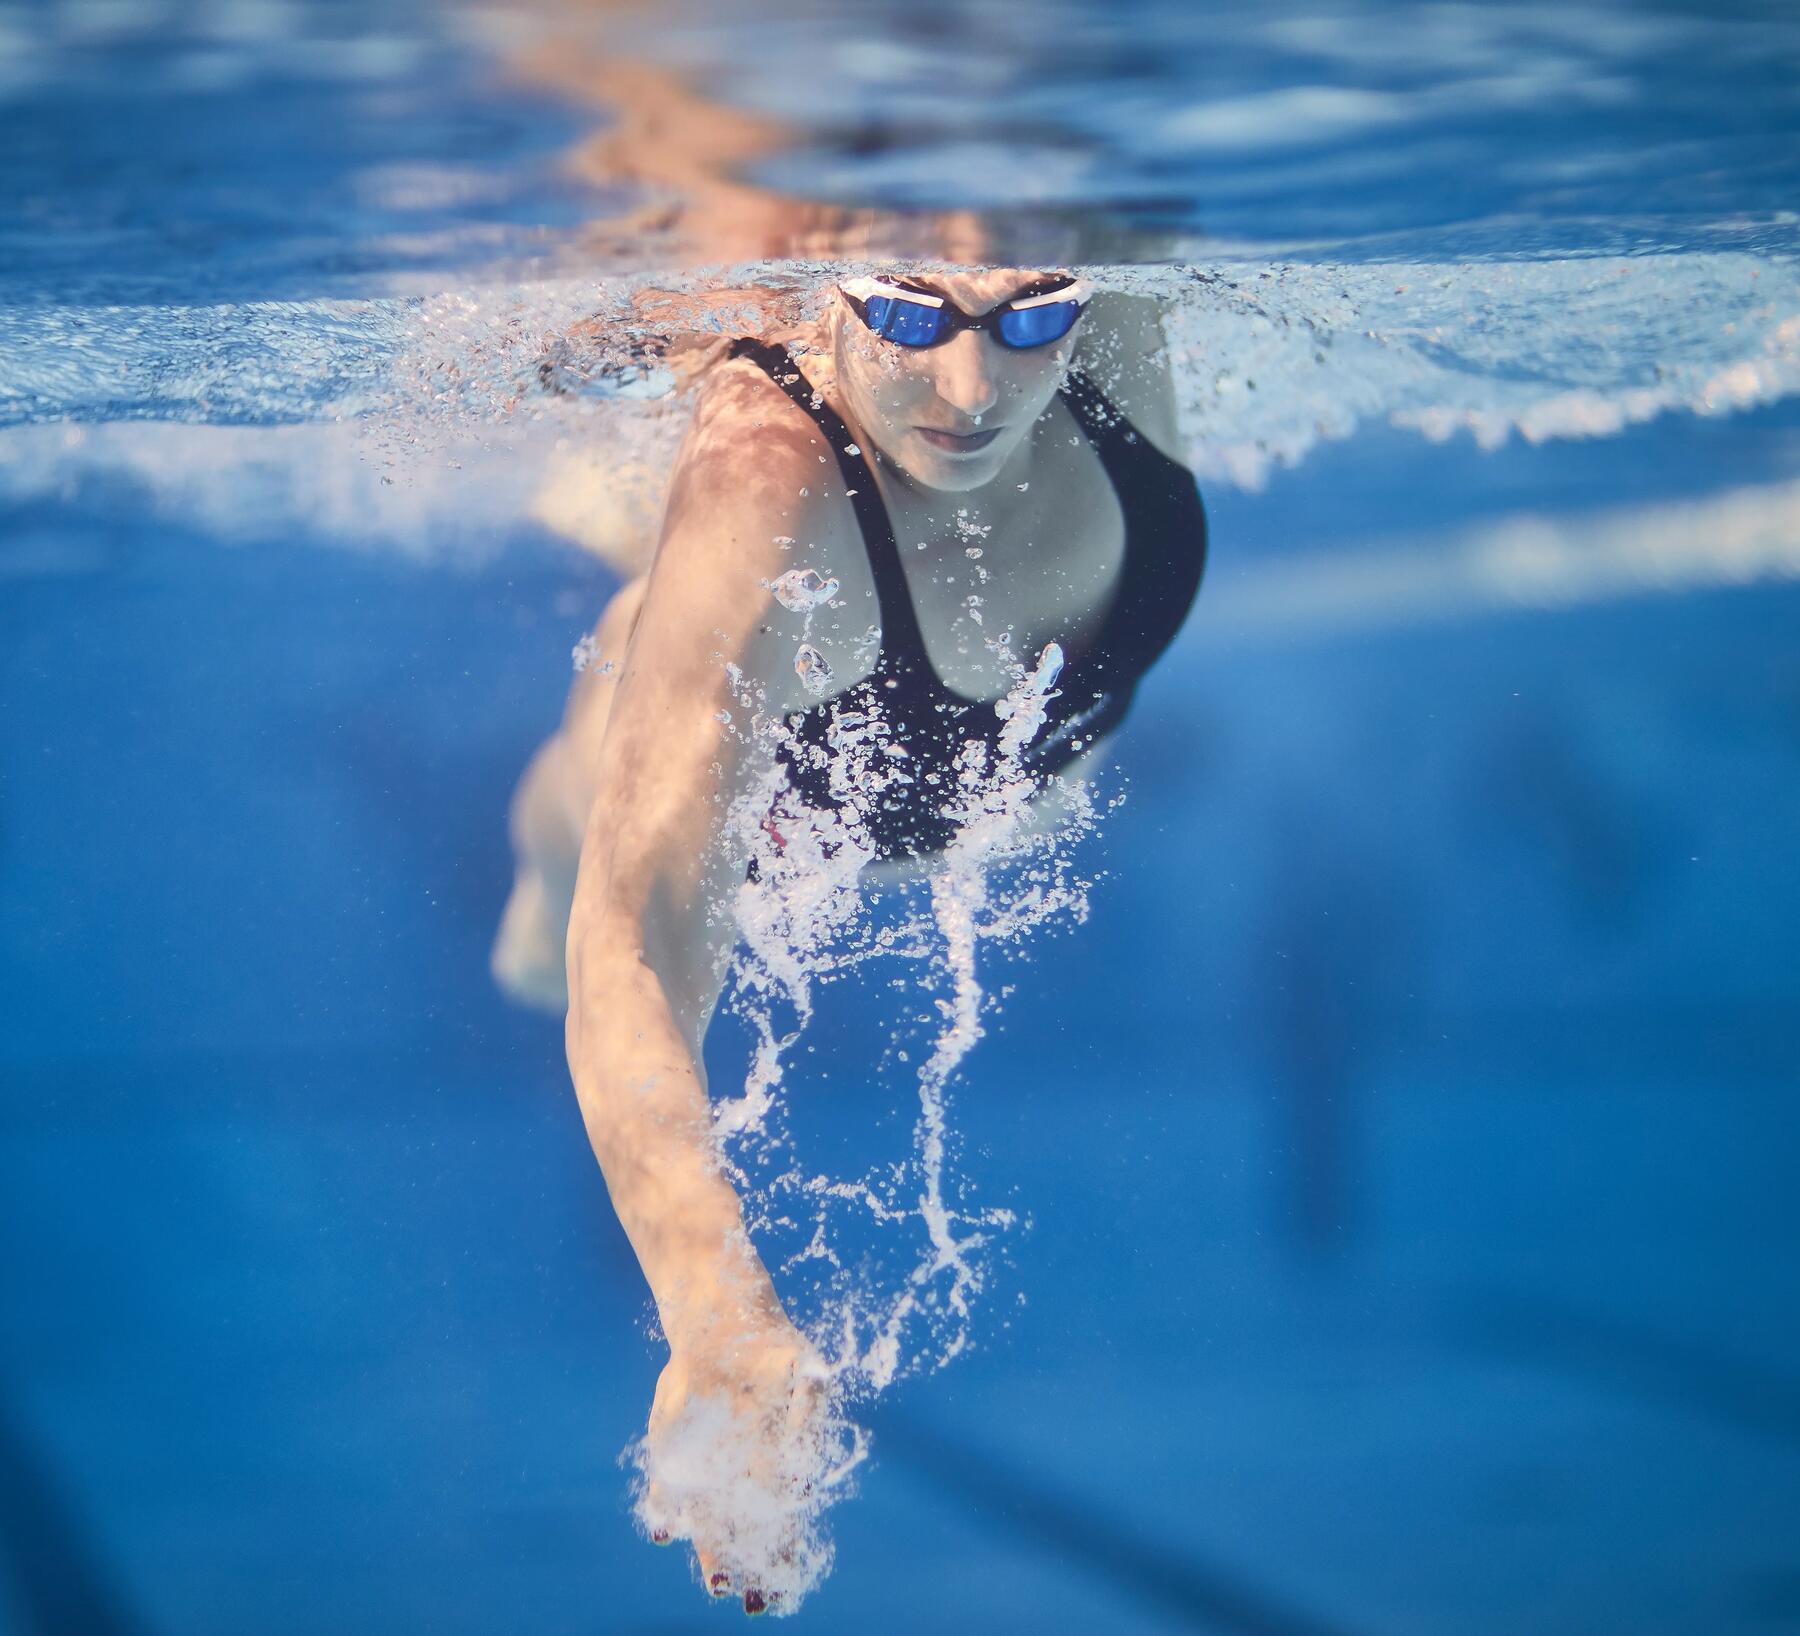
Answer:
[{"left": 3, "top": 1, "right": 1798, "bottom": 1631}]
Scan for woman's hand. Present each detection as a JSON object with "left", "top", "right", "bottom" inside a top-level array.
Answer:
[{"left": 639, "top": 1319, "right": 845, "bottom": 1615}]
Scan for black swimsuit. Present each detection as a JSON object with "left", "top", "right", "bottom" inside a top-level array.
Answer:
[{"left": 731, "top": 338, "right": 1206, "bottom": 863}]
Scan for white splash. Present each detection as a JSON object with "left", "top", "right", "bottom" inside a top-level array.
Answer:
[
  {"left": 623, "top": 1358, "right": 868, "bottom": 1611},
  {"left": 8, "top": 248, "right": 1797, "bottom": 566},
  {"left": 665, "top": 621, "right": 1111, "bottom": 1605}
]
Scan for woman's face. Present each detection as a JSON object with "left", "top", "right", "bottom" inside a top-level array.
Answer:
[{"left": 831, "top": 268, "right": 1082, "bottom": 495}]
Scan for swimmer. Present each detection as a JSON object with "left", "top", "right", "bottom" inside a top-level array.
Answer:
[{"left": 493, "top": 255, "right": 1206, "bottom": 1610}]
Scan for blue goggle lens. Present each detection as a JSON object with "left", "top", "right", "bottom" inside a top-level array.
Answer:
[
  {"left": 996, "top": 300, "right": 1082, "bottom": 348},
  {"left": 863, "top": 295, "right": 947, "bottom": 347},
  {"left": 857, "top": 291, "right": 1083, "bottom": 349}
]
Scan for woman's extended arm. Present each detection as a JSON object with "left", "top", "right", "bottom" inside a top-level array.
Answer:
[
  {"left": 559, "top": 366, "right": 859, "bottom": 1593},
  {"left": 565, "top": 390, "right": 815, "bottom": 1325}
]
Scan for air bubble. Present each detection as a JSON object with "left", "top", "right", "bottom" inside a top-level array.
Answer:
[
  {"left": 772, "top": 569, "right": 841, "bottom": 612},
  {"left": 795, "top": 644, "right": 834, "bottom": 695}
]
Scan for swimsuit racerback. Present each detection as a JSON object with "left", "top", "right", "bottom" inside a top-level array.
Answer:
[{"left": 729, "top": 337, "right": 1206, "bottom": 863}]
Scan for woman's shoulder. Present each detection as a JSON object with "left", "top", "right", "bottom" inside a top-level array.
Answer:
[
  {"left": 677, "top": 345, "right": 833, "bottom": 484},
  {"left": 1071, "top": 291, "right": 1188, "bottom": 469},
  {"left": 638, "top": 342, "right": 872, "bottom": 714},
  {"left": 662, "top": 346, "right": 860, "bottom": 552}
]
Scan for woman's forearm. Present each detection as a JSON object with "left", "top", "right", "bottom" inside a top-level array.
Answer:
[{"left": 565, "top": 917, "right": 784, "bottom": 1354}]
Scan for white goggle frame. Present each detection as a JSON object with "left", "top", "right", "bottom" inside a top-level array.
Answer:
[{"left": 838, "top": 276, "right": 1093, "bottom": 312}]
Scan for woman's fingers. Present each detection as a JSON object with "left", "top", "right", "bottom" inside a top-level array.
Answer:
[
  {"left": 695, "top": 1539, "right": 731, "bottom": 1599},
  {"left": 697, "top": 1536, "right": 780, "bottom": 1614},
  {"left": 642, "top": 1335, "right": 836, "bottom": 1614},
  {"left": 642, "top": 1471, "right": 672, "bottom": 1545}
]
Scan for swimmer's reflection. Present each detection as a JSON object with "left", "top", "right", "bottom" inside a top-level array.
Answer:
[{"left": 493, "top": 264, "right": 1206, "bottom": 1609}]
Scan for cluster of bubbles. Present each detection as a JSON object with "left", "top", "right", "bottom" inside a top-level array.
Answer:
[
  {"left": 617, "top": 549, "right": 1116, "bottom": 1606},
  {"left": 722, "top": 622, "right": 1103, "bottom": 1387}
]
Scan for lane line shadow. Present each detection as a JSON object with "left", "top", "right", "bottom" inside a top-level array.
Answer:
[{"left": 874, "top": 1406, "right": 1369, "bottom": 1636}]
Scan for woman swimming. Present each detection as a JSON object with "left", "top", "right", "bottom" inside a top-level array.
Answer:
[{"left": 493, "top": 261, "right": 1205, "bottom": 1610}]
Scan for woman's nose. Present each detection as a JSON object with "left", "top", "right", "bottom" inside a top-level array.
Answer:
[{"left": 931, "top": 330, "right": 999, "bottom": 422}]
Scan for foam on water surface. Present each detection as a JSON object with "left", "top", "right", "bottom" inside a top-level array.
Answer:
[{"left": 6, "top": 250, "right": 1798, "bottom": 567}]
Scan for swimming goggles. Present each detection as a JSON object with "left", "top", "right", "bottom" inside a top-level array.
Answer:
[{"left": 838, "top": 275, "right": 1091, "bottom": 350}]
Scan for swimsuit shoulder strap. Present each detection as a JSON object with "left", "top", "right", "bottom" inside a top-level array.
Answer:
[
  {"left": 1061, "top": 365, "right": 1206, "bottom": 539},
  {"left": 1058, "top": 364, "right": 1209, "bottom": 652},
  {"left": 1058, "top": 366, "right": 1152, "bottom": 467},
  {"left": 725, "top": 338, "right": 930, "bottom": 661}
]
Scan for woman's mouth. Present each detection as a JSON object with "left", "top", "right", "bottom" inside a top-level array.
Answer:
[{"left": 916, "top": 425, "right": 1002, "bottom": 455}]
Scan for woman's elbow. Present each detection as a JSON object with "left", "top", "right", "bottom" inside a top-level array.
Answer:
[{"left": 565, "top": 885, "right": 721, "bottom": 1062}]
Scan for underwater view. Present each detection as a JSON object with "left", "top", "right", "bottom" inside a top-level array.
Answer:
[{"left": 3, "top": 0, "right": 1798, "bottom": 1629}]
